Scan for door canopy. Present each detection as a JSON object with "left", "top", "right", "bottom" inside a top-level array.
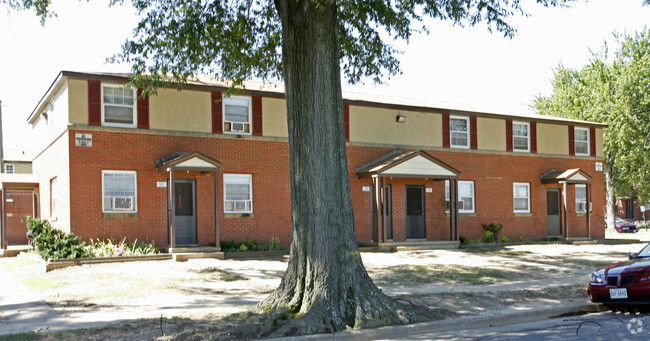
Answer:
[
  {"left": 356, "top": 150, "right": 460, "bottom": 180},
  {"left": 155, "top": 151, "right": 221, "bottom": 174},
  {"left": 540, "top": 168, "right": 591, "bottom": 184}
]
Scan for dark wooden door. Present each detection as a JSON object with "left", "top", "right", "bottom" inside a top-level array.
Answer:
[{"left": 406, "top": 185, "right": 425, "bottom": 239}]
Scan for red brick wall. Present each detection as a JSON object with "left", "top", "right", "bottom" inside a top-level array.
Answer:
[
  {"left": 348, "top": 147, "right": 605, "bottom": 242},
  {"left": 67, "top": 129, "right": 291, "bottom": 248},
  {"left": 64, "top": 129, "right": 605, "bottom": 248}
]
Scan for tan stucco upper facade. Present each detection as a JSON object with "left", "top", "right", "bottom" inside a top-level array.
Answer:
[
  {"left": 149, "top": 88, "right": 212, "bottom": 133},
  {"left": 477, "top": 117, "right": 506, "bottom": 151},
  {"left": 32, "top": 73, "right": 607, "bottom": 161},
  {"left": 536, "top": 122, "right": 569, "bottom": 155},
  {"left": 349, "top": 106, "right": 443, "bottom": 147}
]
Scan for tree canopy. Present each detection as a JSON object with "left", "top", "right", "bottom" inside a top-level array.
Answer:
[{"left": 533, "top": 28, "right": 650, "bottom": 203}]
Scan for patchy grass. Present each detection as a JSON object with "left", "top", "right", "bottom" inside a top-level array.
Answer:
[
  {"left": 21, "top": 277, "right": 68, "bottom": 291},
  {"left": 375, "top": 265, "right": 517, "bottom": 287},
  {"left": 191, "top": 267, "right": 247, "bottom": 282}
]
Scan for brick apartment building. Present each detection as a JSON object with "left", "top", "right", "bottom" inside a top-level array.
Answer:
[{"left": 0, "top": 71, "right": 607, "bottom": 250}]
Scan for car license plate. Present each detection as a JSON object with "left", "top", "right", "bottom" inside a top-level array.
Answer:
[{"left": 610, "top": 288, "right": 628, "bottom": 299}]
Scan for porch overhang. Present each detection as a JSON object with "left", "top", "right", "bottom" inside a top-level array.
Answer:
[
  {"left": 540, "top": 168, "right": 592, "bottom": 240},
  {"left": 355, "top": 150, "right": 460, "bottom": 180},
  {"left": 155, "top": 151, "right": 221, "bottom": 250},
  {"left": 540, "top": 168, "right": 591, "bottom": 184},
  {"left": 356, "top": 150, "right": 461, "bottom": 243},
  {"left": 155, "top": 151, "right": 222, "bottom": 173}
]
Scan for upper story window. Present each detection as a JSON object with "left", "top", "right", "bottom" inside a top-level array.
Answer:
[
  {"left": 224, "top": 174, "right": 253, "bottom": 213},
  {"left": 513, "top": 122, "right": 530, "bottom": 152},
  {"left": 450, "top": 116, "right": 470, "bottom": 149},
  {"left": 513, "top": 182, "right": 530, "bottom": 213},
  {"left": 445, "top": 180, "right": 475, "bottom": 213},
  {"left": 574, "top": 127, "right": 589, "bottom": 156},
  {"left": 223, "top": 96, "right": 252, "bottom": 135},
  {"left": 102, "top": 170, "right": 137, "bottom": 213},
  {"left": 102, "top": 85, "right": 137, "bottom": 128},
  {"left": 4, "top": 164, "right": 14, "bottom": 174}
]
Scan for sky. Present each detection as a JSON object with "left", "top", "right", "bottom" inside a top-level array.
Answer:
[{"left": 1, "top": 0, "right": 649, "bottom": 152}]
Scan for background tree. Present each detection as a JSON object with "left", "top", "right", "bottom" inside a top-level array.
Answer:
[
  {"left": 534, "top": 28, "right": 650, "bottom": 233},
  {"left": 11, "top": 0, "right": 583, "bottom": 337}
]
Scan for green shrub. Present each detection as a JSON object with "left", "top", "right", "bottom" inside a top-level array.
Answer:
[
  {"left": 459, "top": 235, "right": 469, "bottom": 245},
  {"left": 481, "top": 222, "right": 504, "bottom": 243},
  {"left": 481, "top": 230, "right": 495, "bottom": 243},
  {"left": 501, "top": 236, "right": 509, "bottom": 243},
  {"left": 27, "top": 217, "right": 89, "bottom": 261},
  {"left": 220, "top": 236, "right": 282, "bottom": 252}
]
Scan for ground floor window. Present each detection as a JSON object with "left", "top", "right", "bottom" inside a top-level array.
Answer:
[
  {"left": 50, "top": 177, "right": 58, "bottom": 218},
  {"left": 224, "top": 174, "right": 253, "bottom": 213},
  {"left": 575, "top": 184, "right": 587, "bottom": 213},
  {"left": 513, "top": 182, "right": 530, "bottom": 213},
  {"left": 445, "top": 180, "right": 475, "bottom": 213},
  {"left": 102, "top": 170, "right": 137, "bottom": 213}
]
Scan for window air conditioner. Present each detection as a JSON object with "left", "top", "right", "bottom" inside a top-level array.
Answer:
[
  {"left": 230, "top": 122, "right": 245, "bottom": 133},
  {"left": 111, "top": 196, "right": 134, "bottom": 211}
]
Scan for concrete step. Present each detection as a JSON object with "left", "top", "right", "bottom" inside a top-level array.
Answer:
[
  {"left": 173, "top": 252, "right": 224, "bottom": 262},
  {"left": 166, "top": 247, "right": 221, "bottom": 253},
  {"left": 392, "top": 242, "right": 460, "bottom": 252}
]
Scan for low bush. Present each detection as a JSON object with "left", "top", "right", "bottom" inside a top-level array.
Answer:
[
  {"left": 481, "top": 222, "right": 504, "bottom": 243},
  {"left": 221, "top": 236, "right": 281, "bottom": 252},
  {"left": 27, "top": 217, "right": 89, "bottom": 260},
  {"left": 87, "top": 237, "right": 161, "bottom": 257}
]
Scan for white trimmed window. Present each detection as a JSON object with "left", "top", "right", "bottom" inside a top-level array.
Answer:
[
  {"left": 102, "top": 85, "right": 137, "bottom": 127},
  {"left": 102, "top": 170, "right": 137, "bottom": 213},
  {"left": 513, "top": 122, "right": 530, "bottom": 152},
  {"left": 4, "top": 164, "right": 14, "bottom": 174},
  {"left": 575, "top": 184, "right": 587, "bottom": 213},
  {"left": 574, "top": 127, "right": 589, "bottom": 156},
  {"left": 224, "top": 174, "right": 253, "bottom": 213},
  {"left": 513, "top": 183, "right": 530, "bottom": 213},
  {"left": 450, "top": 116, "right": 470, "bottom": 149},
  {"left": 445, "top": 180, "right": 475, "bottom": 213},
  {"left": 223, "top": 96, "right": 252, "bottom": 134},
  {"left": 50, "top": 177, "right": 58, "bottom": 218}
]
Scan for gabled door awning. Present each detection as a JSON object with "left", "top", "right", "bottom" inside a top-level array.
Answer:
[
  {"left": 540, "top": 168, "right": 591, "bottom": 184},
  {"left": 155, "top": 151, "right": 222, "bottom": 250},
  {"left": 155, "top": 151, "right": 222, "bottom": 173},
  {"left": 356, "top": 150, "right": 460, "bottom": 180}
]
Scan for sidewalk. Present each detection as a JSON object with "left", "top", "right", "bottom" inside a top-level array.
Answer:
[{"left": 0, "top": 240, "right": 646, "bottom": 338}]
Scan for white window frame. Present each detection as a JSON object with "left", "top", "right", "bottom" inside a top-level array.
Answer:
[
  {"left": 575, "top": 184, "right": 587, "bottom": 213},
  {"left": 450, "top": 116, "right": 470, "bottom": 149},
  {"left": 445, "top": 180, "right": 475, "bottom": 214},
  {"left": 223, "top": 95, "right": 252, "bottom": 135},
  {"left": 512, "top": 121, "right": 530, "bottom": 152},
  {"left": 574, "top": 127, "right": 590, "bottom": 156},
  {"left": 224, "top": 174, "right": 253, "bottom": 214},
  {"left": 101, "top": 170, "right": 137, "bottom": 214},
  {"left": 101, "top": 84, "right": 137, "bottom": 128},
  {"left": 513, "top": 182, "right": 530, "bottom": 213},
  {"left": 50, "top": 177, "right": 58, "bottom": 219},
  {"left": 4, "top": 164, "right": 14, "bottom": 174}
]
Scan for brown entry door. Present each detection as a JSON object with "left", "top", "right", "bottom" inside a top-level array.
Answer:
[
  {"left": 6, "top": 191, "right": 34, "bottom": 245},
  {"left": 171, "top": 179, "right": 197, "bottom": 245},
  {"left": 546, "top": 189, "right": 561, "bottom": 236},
  {"left": 406, "top": 185, "right": 425, "bottom": 239}
]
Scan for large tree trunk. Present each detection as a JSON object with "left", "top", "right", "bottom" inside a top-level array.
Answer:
[
  {"left": 605, "top": 152, "right": 616, "bottom": 234},
  {"left": 255, "top": 1, "right": 432, "bottom": 337}
]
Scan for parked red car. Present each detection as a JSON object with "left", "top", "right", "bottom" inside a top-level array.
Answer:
[
  {"left": 588, "top": 244, "right": 650, "bottom": 304},
  {"left": 604, "top": 216, "right": 639, "bottom": 233}
]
